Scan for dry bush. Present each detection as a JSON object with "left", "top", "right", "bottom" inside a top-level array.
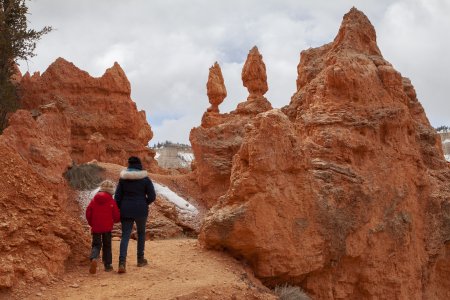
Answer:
[
  {"left": 274, "top": 284, "right": 311, "bottom": 300},
  {"left": 64, "top": 163, "right": 105, "bottom": 190}
]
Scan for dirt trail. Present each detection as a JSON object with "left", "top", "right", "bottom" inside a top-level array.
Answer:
[
  {"left": 24, "top": 239, "right": 276, "bottom": 300},
  {"left": 16, "top": 162, "right": 276, "bottom": 299}
]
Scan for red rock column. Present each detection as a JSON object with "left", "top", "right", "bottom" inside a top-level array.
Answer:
[
  {"left": 241, "top": 46, "right": 268, "bottom": 100},
  {"left": 206, "top": 62, "right": 227, "bottom": 113}
]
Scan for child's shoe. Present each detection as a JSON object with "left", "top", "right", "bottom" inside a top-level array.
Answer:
[
  {"left": 104, "top": 264, "right": 113, "bottom": 272},
  {"left": 89, "top": 259, "right": 97, "bottom": 274}
]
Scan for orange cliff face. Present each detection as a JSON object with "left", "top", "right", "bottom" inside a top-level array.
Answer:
[
  {"left": 199, "top": 7, "right": 450, "bottom": 299},
  {"left": 18, "top": 58, "right": 158, "bottom": 170},
  {"left": 190, "top": 49, "right": 272, "bottom": 208},
  {"left": 0, "top": 107, "right": 89, "bottom": 291}
]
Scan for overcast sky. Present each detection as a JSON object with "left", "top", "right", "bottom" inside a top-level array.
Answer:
[{"left": 19, "top": 0, "right": 450, "bottom": 144}]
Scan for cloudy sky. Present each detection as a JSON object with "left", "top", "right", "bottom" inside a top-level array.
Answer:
[{"left": 19, "top": 0, "right": 450, "bottom": 144}]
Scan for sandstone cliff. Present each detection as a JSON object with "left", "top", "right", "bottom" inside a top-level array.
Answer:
[
  {"left": 0, "top": 107, "right": 89, "bottom": 293},
  {"left": 18, "top": 58, "right": 158, "bottom": 170},
  {"left": 190, "top": 50, "right": 272, "bottom": 208},
  {"left": 200, "top": 8, "right": 450, "bottom": 299}
]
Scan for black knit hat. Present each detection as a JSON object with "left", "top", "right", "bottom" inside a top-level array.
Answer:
[{"left": 128, "top": 156, "right": 142, "bottom": 170}]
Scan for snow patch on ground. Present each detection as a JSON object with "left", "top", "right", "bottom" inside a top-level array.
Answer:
[
  {"left": 155, "top": 152, "right": 161, "bottom": 160},
  {"left": 445, "top": 154, "right": 450, "bottom": 162},
  {"left": 153, "top": 182, "right": 198, "bottom": 214}
]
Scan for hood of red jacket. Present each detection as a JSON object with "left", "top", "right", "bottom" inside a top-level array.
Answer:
[{"left": 93, "top": 192, "right": 113, "bottom": 205}]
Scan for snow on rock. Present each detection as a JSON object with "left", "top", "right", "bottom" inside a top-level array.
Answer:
[
  {"left": 77, "top": 188, "right": 99, "bottom": 220},
  {"left": 445, "top": 154, "right": 450, "bottom": 162},
  {"left": 177, "top": 152, "right": 194, "bottom": 168},
  {"left": 153, "top": 182, "right": 198, "bottom": 214},
  {"left": 177, "top": 152, "right": 194, "bottom": 162},
  {"left": 155, "top": 152, "right": 161, "bottom": 160}
]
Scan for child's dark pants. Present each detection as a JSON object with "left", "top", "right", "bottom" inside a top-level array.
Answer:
[{"left": 90, "top": 232, "right": 112, "bottom": 266}]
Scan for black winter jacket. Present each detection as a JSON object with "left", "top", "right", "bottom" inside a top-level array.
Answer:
[{"left": 114, "top": 169, "right": 156, "bottom": 219}]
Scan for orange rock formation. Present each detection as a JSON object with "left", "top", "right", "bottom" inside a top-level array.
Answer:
[
  {"left": 242, "top": 46, "right": 268, "bottom": 99},
  {"left": 0, "top": 108, "right": 89, "bottom": 292},
  {"left": 200, "top": 8, "right": 450, "bottom": 299},
  {"left": 18, "top": 58, "right": 158, "bottom": 170},
  {"left": 190, "top": 51, "right": 272, "bottom": 208},
  {"left": 206, "top": 62, "right": 227, "bottom": 113}
]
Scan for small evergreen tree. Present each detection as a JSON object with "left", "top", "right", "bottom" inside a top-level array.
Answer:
[{"left": 0, "top": 0, "right": 52, "bottom": 133}]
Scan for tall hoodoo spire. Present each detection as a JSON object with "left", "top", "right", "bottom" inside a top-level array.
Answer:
[
  {"left": 206, "top": 62, "right": 227, "bottom": 113},
  {"left": 332, "top": 7, "right": 381, "bottom": 55},
  {"left": 241, "top": 46, "right": 268, "bottom": 99}
]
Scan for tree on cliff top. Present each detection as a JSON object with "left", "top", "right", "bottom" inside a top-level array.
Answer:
[{"left": 0, "top": 0, "right": 51, "bottom": 133}]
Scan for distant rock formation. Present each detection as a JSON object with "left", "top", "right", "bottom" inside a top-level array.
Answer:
[
  {"left": 18, "top": 58, "right": 158, "bottom": 170},
  {"left": 190, "top": 52, "right": 272, "bottom": 208},
  {"left": 154, "top": 144, "right": 194, "bottom": 169},
  {"left": 439, "top": 132, "right": 450, "bottom": 161},
  {"left": 0, "top": 108, "right": 89, "bottom": 292},
  {"left": 206, "top": 62, "right": 227, "bottom": 113},
  {"left": 10, "top": 63, "right": 22, "bottom": 84},
  {"left": 200, "top": 8, "right": 450, "bottom": 299}
]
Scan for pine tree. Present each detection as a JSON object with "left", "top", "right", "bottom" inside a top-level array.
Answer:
[{"left": 0, "top": 0, "right": 51, "bottom": 133}]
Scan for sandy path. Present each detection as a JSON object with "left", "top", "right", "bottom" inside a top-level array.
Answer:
[{"left": 25, "top": 239, "right": 276, "bottom": 300}]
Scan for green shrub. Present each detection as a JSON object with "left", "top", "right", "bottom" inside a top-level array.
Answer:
[
  {"left": 64, "top": 163, "right": 105, "bottom": 190},
  {"left": 274, "top": 284, "right": 311, "bottom": 300}
]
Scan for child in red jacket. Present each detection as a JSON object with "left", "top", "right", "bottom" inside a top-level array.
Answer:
[{"left": 86, "top": 180, "right": 120, "bottom": 273}]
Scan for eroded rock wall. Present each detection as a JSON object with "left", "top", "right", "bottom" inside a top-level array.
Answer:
[
  {"left": 0, "top": 108, "right": 89, "bottom": 293},
  {"left": 190, "top": 51, "right": 272, "bottom": 208},
  {"left": 200, "top": 8, "right": 450, "bottom": 299},
  {"left": 18, "top": 58, "right": 158, "bottom": 170}
]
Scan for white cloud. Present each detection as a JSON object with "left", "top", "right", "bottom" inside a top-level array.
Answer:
[
  {"left": 378, "top": 0, "right": 450, "bottom": 127},
  {"left": 19, "top": 0, "right": 450, "bottom": 144}
]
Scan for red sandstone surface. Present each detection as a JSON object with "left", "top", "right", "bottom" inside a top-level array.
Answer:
[
  {"left": 242, "top": 46, "right": 268, "bottom": 100},
  {"left": 206, "top": 62, "right": 227, "bottom": 113},
  {"left": 190, "top": 48, "right": 272, "bottom": 208},
  {"left": 18, "top": 58, "right": 158, "bottom": 170},
  {"left": 199, "top": 8, "right": 450, "bottom": 299},
  {"left": 0, "top": 108, "right": 89, "bottom": 295}
]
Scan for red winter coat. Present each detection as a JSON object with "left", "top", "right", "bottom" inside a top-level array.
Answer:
[{"left": 86, "top": 192, "right": 120, "bottom": 233}]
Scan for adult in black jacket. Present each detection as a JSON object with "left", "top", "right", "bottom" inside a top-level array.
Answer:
[{"left": 114, "top": 156, "right": 156, "bottom": 273}]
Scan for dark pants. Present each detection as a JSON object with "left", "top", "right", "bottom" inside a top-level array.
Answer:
[
  {"left": 119, "top": 217, "right": 147, "bottom": 263},
  {"left": 90, "top": 232, "right": 112, "bottom": 266}
]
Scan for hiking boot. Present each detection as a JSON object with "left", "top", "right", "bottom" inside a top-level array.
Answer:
[
  {"left": 137, "top": 258, "right": 148, "bottom": 267},
  {"left": 118, "top": 262, "right": 126, "bottom": 273},
  {"left": 89, "top": 259, "right": 97, "bottom": 274},
  {"left": 104, "top": 264, "right": 113, "bottom": 272}
]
